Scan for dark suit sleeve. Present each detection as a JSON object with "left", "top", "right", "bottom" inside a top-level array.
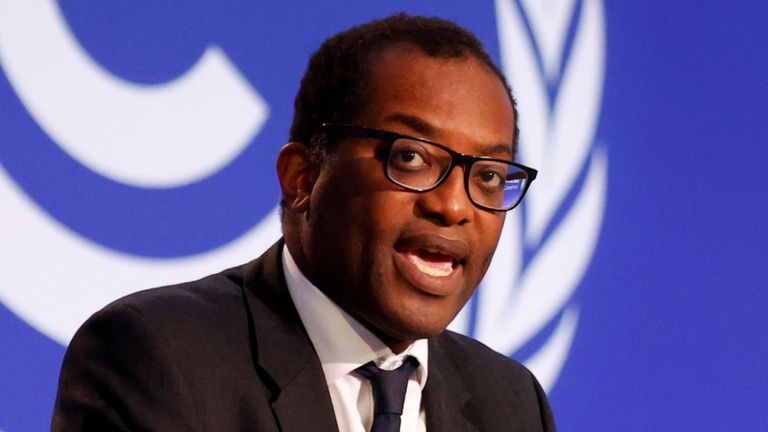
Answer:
[{"left": 51, "top": 303, "right": 197, "bottom": 432}]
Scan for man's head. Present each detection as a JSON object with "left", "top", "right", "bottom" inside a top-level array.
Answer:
[
  {"left": 277, "top": 14, "right": 520, "bottom": 352},
  {"left": 289, "top": 13, "right": 518, "bottom": 167}
]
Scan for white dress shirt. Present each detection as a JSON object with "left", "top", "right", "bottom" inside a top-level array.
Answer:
[{"left": 282, "top": 247, "right": 428, "bottom": 432}]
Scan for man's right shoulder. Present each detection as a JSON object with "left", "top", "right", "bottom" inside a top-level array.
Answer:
[
  {"left": 68, "top": 260, "right": 260, "bottom": 366},
  {"left": 97, "top": 262, "right": 250, "bottom": 322},
  {"left": 88, "top": 239, "right": 285, "bottom": 331},
  {"left": 52, "top": 242, "right": 294, "bottom": 430}
]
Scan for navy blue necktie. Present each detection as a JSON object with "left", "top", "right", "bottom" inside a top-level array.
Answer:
[{"left": 356, "top": 356, "right": 420, "bottom": 432}]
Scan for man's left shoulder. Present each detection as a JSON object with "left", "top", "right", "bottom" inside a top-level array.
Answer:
[
  {"left": 431, "top": 330, "right": 533, "bottom": 381},
  {"left": 429, "top": 331, "right": 557, "bottom": 430}
]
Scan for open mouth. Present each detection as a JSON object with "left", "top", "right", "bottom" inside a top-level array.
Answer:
[
  {"left": 393, "top": 234, "right": 469, "bottom": 293},
  {"left": 402, "top": 248, "right": 457, "bottom": 277}
]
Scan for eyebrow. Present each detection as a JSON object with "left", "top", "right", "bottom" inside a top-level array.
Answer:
[{"left": 381, "top": 112, "right": 514, "bottom": 159}]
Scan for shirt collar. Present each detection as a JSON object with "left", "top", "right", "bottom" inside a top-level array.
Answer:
[{"left": 282, "top": 245, "right": 428, "bottom": 388}]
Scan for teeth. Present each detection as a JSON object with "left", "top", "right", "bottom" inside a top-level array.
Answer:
[{"left": 406, "top": 251, "right": 454, "bottom": 277}]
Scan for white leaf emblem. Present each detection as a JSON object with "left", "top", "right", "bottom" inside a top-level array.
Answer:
[{"left": 450, "top": 0, "right": 608, "bottom": 392}]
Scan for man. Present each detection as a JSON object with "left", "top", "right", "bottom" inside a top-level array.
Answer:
[{"left": 53, "top": 13, "right": 554, "bottom": 431}]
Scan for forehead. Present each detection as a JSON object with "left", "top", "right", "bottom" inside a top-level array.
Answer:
[{"left": 355, "top": 45, "right": 515, "bottom": 157}]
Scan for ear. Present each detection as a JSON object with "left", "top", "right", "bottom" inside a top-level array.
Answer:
[{"left": 276, "top": 142, "right": 315, "bottom": 214}]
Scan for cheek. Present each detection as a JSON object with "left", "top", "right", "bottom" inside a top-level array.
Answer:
[
  {"left": 468, "top": 213, "right": 506, "bottom": 278},
  {"left": 308, "top": 169, "right": 412, "bottom": 281}
]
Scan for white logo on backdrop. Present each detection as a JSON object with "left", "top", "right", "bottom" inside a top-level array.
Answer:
[
  {"left": 0, "top": 0, "right": 280, "bottom": 343},
  {"left": 450, "top": 0, "right": 607, "bottom": 392},
  {"left": 0, "top": 0, "right": 267, "bottom": 188}
]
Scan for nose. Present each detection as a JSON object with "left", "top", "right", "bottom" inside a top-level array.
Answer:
[{"left": 415, "top": 165, "right": 474, "bottom": 226}]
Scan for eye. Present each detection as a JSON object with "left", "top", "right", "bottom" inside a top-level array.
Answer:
[
  {"left": 479, "top": 170, "right": 501, "bottom": 184},
  {"left": 398, "top": 150, "right": 424, "bottom": 165},
  {"left": 389, "top": 141, "right": 430, "bottom": 172},
  {"left": 474, "top": 168, "right": 505, "bottom": 189}
]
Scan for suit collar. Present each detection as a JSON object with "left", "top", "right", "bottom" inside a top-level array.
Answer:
[{"left": 241, "top": 240, "right": 340, "bottom": 432}]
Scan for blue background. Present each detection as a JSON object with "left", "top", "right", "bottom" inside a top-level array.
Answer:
[{"left": 2, "top": 1, "right": 767, "bottom": 430}]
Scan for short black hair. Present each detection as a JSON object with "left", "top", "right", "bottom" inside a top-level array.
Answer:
[{"left": 289, "top": 12, "right": 518, "bottom": 166}]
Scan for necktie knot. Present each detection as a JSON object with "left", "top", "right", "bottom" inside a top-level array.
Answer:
[{"left": 356, "top": 356, "right": 420, "bottom": 431}]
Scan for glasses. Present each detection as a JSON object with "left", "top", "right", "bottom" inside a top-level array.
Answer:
[{"left": 318, "top": 124, "right": 537, "bottom": 212}]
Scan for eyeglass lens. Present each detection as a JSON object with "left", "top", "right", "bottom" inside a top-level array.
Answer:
[{"left": 386, "top": 137, "right": 529, "bottom": 210}]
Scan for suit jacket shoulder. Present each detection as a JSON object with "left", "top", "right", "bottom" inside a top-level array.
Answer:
[
  {"left": 425, "top": 331, "right": 556, "bottom": 431},
  {"left": 52, "top": 241, "right": 338, "bottom": 432}
]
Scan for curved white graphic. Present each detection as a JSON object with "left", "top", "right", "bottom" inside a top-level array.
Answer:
[
  {"left": 0, "top": 0, "right": 267, "bottom": 188},
  {"left": 0, "top": 0, "right": 276, "bottom": 343},
  {"left": 0, "top": 167, "right": 282, "bottom": 343},
  {"left": 451, "top": 0, "right": 607, "bottom": 392}
]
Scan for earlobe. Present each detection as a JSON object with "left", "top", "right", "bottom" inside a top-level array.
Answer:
[
  {"left": 294, "top": 188, "right": 311, "bottom": 212},
  {"left": 276, "top": 142, "right": 315, "bottom": 214}
]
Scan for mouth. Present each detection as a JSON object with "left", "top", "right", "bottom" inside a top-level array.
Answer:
[
  {"left": 393, "top": 234, "right": 469, "bottom": 295},
  {"left": 402, "top": 248, "right": 459, "bottom": 277}
]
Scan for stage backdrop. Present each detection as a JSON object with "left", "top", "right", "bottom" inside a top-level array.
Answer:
[{"left": 1, "top": 1, "right": 766, "bottom": 430}]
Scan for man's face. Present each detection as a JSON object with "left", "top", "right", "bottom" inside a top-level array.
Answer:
[{"left": 301, "top": 46, "right": 515, "bottom": 350}]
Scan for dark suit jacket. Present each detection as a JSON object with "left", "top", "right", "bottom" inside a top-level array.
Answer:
[{"left": 52, "top": 241, "right": 555, "bottom": 431}]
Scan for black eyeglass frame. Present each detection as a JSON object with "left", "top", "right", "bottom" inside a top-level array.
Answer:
[{"left": 318, "top": 124, "right": 538, "bottom": 212}]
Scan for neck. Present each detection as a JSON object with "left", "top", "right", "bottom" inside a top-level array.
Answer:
[
  {"left": 382, "top": 337, "right": 412, "bottom": 355},
  {"left": 360, "top": 322, "right": 414, "bottom": 355}
]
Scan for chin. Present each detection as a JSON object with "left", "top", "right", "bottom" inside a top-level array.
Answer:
[{"left": 377, "top": 301, "right": 462, "bottom": 342}]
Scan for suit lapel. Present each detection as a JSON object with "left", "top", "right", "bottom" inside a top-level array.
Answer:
[
  {"left": 241, "top": 241, "right": 340, "bottom": 432},
  {"left": 424, "top": 337, "right": 480, "bottom": 432}
]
